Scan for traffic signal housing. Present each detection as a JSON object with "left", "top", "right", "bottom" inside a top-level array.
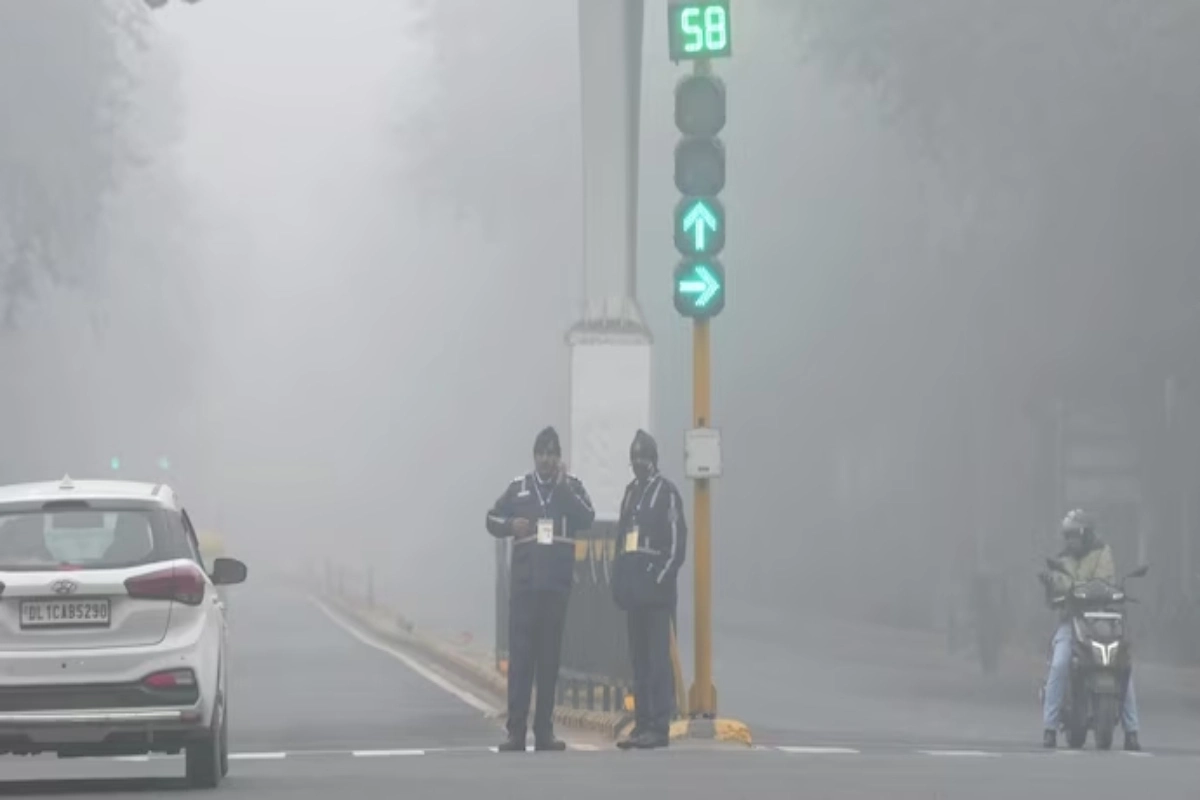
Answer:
[
  {"left": 673, "top": 260, "right": 726, "bottom": 320},
  {"left": 673, "top": 74, "right": 726, "bottom": 197},
  {"left": 675, "top": 73, "right": 726, "bottom": 137},
  {"left": 673, "top": 71, "right": 727, "bottom": 320},
  {"left": 674, "top": 196, "right": 725, "bottom": 257}
]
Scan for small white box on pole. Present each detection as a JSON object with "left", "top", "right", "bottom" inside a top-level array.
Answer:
[{"left": 685, "top": 427, "right": 722, "bottom": 479}]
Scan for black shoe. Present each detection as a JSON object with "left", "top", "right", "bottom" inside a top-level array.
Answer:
[
  {"left": 497, "top": 736, "right": 526, "bottom": 752},
  {"left": 1042, "top": 729, "right": 1056, "bottom": 749},
  {"left": 634, "top": 731, "right": 669, "bottom": 749},
  {"left": 617, "top": 729, "right": 645, "bottom": 750},
  {"left": 1124, "top": 732, "right": 1141, "bottom": 752},
  {"left": 535, "top": 736, "right": 567, "bottom": 752}
]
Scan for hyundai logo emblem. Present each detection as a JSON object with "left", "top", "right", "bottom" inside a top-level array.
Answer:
[{"left": 51, "top": 579, "right": 79, "bottom": 596}]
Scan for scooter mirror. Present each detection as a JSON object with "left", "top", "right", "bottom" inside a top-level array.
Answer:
[{"left": 1046, "top": 557, "right": 1070, "bottom": 575}]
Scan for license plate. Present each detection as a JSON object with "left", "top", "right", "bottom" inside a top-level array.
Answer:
[{"left": 19, "top": 599, "right": 111, "bottom": 629}]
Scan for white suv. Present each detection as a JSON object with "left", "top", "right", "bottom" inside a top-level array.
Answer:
[{"left": 0, "top": 476, "right": 248, "bottom": 788}]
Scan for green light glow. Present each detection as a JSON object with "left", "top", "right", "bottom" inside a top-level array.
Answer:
[{"left": 677, "top": 264, "right": 722, "bottom": 307}]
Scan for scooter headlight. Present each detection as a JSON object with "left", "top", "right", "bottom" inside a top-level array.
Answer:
[{"left": 1091, "top": 640, "right": 1120, "bottom": 666}]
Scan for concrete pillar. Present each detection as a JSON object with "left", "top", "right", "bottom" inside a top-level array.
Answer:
[{"left": 568, "top": 0, "right": 652, "bottom": 523}]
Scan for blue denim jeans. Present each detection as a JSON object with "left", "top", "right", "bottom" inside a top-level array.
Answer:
[{"left": 1042, "top": 622, "right": 1139, "bottom": 732}]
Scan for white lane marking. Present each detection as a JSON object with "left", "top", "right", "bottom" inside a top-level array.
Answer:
[
  {"left": 113, "top": 755, "right": 150, "bottom": 762},
  {"left": 919, "top": 749, "right": 1000, "bottom": 757},
  {"left": 777, "top": 746, "right": 860, "bottom": 755},
  {"left": 571, "top": 743, "right": 601, "bottom": 751},
  {"left": 352, "top": 749, "right": 426, "bottom": 757},
  {"left": 310, "top": 596, "right": 497, "bottom": 715},
  {"left": 488, "top": 745, "right": 537, "bottom": 752},
  {"left": 1122, "top": 750, "right": 1152, "bottom": 757},
  {"left": 228, "top": 752, "right": 288, "bottom": 760}
]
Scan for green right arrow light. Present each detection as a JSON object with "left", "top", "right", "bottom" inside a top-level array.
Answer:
[{"left": 673, "top": 260, "right": 726, "bottom": 319}]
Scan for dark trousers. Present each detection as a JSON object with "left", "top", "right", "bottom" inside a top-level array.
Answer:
[
  {"left": 506, "top": 588, "right": 569, "bottom": 740},
  {"left": 627, "top": 605, "right": 674, "bottom": 736}
]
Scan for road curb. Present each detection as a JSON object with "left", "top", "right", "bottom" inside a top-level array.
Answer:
[
  {"left": 611, "top": 717, "right": 752, "bottom": 746},
  {"left": 319, "top": 593, "right": 631, "bottom": 740}
]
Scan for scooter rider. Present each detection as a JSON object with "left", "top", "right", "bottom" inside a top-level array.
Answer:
[{"left": 1040, "top": 509, "right": 1141, "bottom": 751}]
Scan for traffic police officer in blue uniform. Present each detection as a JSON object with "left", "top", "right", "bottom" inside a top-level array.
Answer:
[
  {"left": 613, "top": 429, "right": 688, "bottom": 750},
  {"left": 486, "top": 426, "right": 595, "bottom": 752}
]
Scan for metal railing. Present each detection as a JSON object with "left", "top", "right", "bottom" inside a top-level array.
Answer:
[
  {"left": 314, "top": 524, "right": 681, "bottom": 718},
  {"left": 320, "top": 560, "right": 375, "bottom": 609}
]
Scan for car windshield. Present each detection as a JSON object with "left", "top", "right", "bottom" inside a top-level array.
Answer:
[{"left": 0, "top": 508, "right": 170, "bottom": 571}]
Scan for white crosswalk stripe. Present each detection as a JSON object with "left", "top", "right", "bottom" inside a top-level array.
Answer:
[
  {"left": 84, "top": 743, "right": 1163, "bottom": 763},
  {"left": 775, "top": 745, "right": 1156, "bottom": 758}
]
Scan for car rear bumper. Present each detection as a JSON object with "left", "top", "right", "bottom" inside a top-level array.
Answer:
[
  {"left": 0, "top": 706, "right": 201, "bottom": 726},
  {"left": 0, "top": 679, "right": 200, "bottom": 713},
  {"left": 0, "top": 702, "right": 208, "bottom": 755}
]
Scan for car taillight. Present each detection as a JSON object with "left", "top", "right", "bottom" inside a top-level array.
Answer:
[
  {"left": 124, "top": 564, "right": 206, "bottom": 606},
  {"left": 143, "top": 669, "right": 196, "bottom": 689}
]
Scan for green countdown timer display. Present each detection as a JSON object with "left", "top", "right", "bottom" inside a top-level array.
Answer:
[{"left": 667, "top": 0, "right": 732, "bottom": 61}]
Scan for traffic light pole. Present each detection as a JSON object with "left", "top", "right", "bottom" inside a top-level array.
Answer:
[
  {"left": 668, "top": 0, "right": 738, "bottom": 737},
  {"left": 690, "top": 311, "right": 714, "bottom": 717},
  {"left": 687, "top": 53, "right": 715, "bottom": 719}
]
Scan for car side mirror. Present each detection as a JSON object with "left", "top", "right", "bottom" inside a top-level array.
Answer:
[
  {"left": 211, "top": 557, "right": 248, "bottom": 586},
  {"left": 1127, "top": 564, "right": 1149, "bottom": 579}
]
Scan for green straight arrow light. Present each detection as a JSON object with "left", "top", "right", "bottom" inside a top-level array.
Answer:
[
  {"left": 683, "top": 201, "right": 717, "bottom": 252},
  {"left": 674, "top": 196, "right": 725, "bottom": 257}
]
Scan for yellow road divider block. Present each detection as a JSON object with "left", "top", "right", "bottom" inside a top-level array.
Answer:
[
  {"left": 712, "top": 718, "right": 752, "bottom": 745},
  {"left": 614, "top": 716, "right": 750, "bottom": 746},
  {"left": 686, "top": 718, "right": 752, "bottom": 746}
]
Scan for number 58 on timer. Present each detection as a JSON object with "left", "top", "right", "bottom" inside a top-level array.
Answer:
[{"left": 668, "top": 0, "right": 732, "bottom": 61}]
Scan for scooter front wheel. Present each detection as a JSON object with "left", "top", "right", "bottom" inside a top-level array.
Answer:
[{"left": 1093, "top": 694, "right": 1118, "bottom": 751}]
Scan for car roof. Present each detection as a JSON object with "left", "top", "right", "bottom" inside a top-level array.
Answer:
[{"left": 0, "top": 477, "right": 181, "bottom": 512}]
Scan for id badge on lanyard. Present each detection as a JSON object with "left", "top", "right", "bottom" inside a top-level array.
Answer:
[
  {"left": 624, "top": 477, "right": 658, "bottom": 553},
  {"left": 534, "top": 480, "right": 555, "bottom": 545},
  {"left": 624, "top": 528, "right": 639, "bottom": 553}
]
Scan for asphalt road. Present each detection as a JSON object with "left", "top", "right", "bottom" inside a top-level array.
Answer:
[
  {"left": 679, "top": 600, "right": 1200, "bottom": 755},
  {"left": 4, "top": 576, "right": 1200, "bottom": 797},
  {"left": 1, "top": 741, "right": 1196, "bottom": 798}
]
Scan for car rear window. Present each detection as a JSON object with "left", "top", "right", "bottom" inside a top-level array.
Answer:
[{"left": 0, "top": 507, "right": 190, "bottom": 571}]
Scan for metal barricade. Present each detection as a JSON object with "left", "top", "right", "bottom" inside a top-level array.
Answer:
[{"left": 494, "top": 522, "right": 633, "bottom": 713}]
